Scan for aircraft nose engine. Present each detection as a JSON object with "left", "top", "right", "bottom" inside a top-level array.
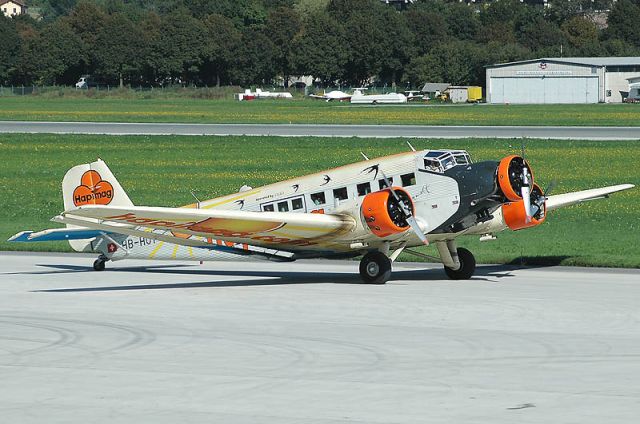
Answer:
[
  {"left": 501, "top": 183, "right": 547, "bottom": 230},
  {"left": 361, "top": 188, "right": 414, "bottom": 238},
  {"left": 497, "top": 154, "right": 536, "bottom": 222},
  {"left": 497, "top": 155, "right": 534, "bottom": 201}
]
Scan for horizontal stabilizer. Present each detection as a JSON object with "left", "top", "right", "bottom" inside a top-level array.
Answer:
[
  {"left": 546, "top": 184, "right": 635, "bottom": 211},
  {"left": 8, "top": 228, "right": 105, "bottom": 242}
]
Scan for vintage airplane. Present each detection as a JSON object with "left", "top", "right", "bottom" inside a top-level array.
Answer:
[
  {"left": 9, "top": 149, "right": 633, "bottom": 283},
  {"left": 308, "top": 89, "right": 353, "bottom": 102}
]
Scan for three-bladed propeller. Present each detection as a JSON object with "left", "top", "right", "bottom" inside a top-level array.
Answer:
[
  {"left": 380, "top": 170, "right": 429, "bottom": 245},
  {"left": 519, "top": 143, "right": 533, "bottom": 222}
]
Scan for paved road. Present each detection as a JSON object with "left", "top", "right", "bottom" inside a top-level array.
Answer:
[
  {"left": 1, "top": 252, "right": 639, "bottom": 423},
  {"left": 0, "top": 120, "right": 638, "bottom": 139}
]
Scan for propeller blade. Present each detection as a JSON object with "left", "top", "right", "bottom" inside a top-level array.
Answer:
[
  {"left": 544, "top": 180, "right": 557, "bottom": 199},
  {"left": 406, "top": 215, "right": 429, "bottom": 245},
  {"left": 380, "top": 169, "right": 428, "bottom": 245},
  {"left": 521, "top": 185, "right": 532, "bottom": 222},
  {"left": 521, "top": 165, "right": 532, "bottom": 222}
]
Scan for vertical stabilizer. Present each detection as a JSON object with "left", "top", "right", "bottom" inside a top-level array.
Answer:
[{"left": 61, "top": 159, "right": 133, "bottom": 251}]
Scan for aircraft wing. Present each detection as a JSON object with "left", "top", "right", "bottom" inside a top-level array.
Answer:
[
  {"left": 59, "top": 205, "right": 355, "bottom": 250},
  {"left": 546, "top": 184, "right": 634, "bottom": 211}
]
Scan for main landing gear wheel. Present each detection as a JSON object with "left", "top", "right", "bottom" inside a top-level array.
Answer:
[
  {"left": 93, "top": 256, "right": 108, "bottom": 271},
  {"left": 359, "top": 251, "right": 392, "bottom": 284},
  {"left": 444, "top": 247, "right": 476, "bottom": 280}
]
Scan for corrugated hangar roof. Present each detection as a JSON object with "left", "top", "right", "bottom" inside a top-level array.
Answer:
[{"left": 487, "top": 57, "right": 640, "bottom": 68}]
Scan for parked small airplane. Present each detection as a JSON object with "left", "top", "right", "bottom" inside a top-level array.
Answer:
[
  {"left": 9, "top": 149, "right": 633, "bottom": 283},
  {"left": 350, "top": 88, "right": 408, "bottom": 104},
  {"left": 404, "top": 91, "right": 425, "bottom": 101},
  {"left": 309, "top": 89, "right": 353, "bottom": 102}
]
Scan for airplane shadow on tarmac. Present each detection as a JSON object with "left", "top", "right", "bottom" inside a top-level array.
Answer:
[{"left": 30, "top": 263, "right": 517, "bottom": 293}]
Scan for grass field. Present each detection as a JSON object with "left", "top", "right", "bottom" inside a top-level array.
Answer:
[
  {"left": 1, "top": 134, "right": 638, "bottom": 267},
  {"left": 0, "top": 97, "right": 640, "bottom": 126}
]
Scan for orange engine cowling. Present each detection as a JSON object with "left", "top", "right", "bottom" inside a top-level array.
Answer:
[
  {"left": 361, "top": 188, "right": 414, "bottom": 238},
  {"left": 502, "top": 183, "right": 546, "bottom": 230},
  {"left": 497, "top": 155, "right": 534, "bottom": 202}
]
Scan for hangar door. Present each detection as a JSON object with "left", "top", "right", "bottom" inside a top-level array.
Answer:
[{"left": 490, "top": 76, "right": 599, "bottom": 104}]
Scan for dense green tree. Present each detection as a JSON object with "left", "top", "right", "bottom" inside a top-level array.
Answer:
[
  {"left": 65, "top": 1, "right": 108, "bottom": 75},
  {"left": 0, "top": 17, "right": 20, "bottom": 84},
  {"left": 377, "top": 7, "right": 415, "bottom": 86},
  {"left": 26, "top": 20, "right": 83, "bottom": 84},
  {"left": 201, "top": 14, "right": 242, "bottom": 86},
  {"left": 518, "top": 16, "right": 566, "bottom": 52},
  {"left": 265, "top": 7, "right": 303, "bottom": 87},
  {"left": 605, "top": 0, "right": 640, "bottom": 47},
  {"left": 231, "top": 27, "right": 277, "bottom": 85},
  {"left": 290, "top": 10, "right": 348, "bottom": 84},
  {"left": 155, "top": 9, "right": 206, "bottom": 83},
  {"left": 94, "top": 13, "right": 145, "bottom": 87},
  {"left": 403, "top": 41, "right": 483, "bottom": 87},
  {"left": 562, "top": 16, "right": 598, "bottom": 49},
  {"left": 406, "top": 7, "right": 449, "bottom": 56},
  {"left": 445, "top": 3, "right": 479, "bottom": 41}
]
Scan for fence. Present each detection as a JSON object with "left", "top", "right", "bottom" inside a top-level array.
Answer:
[{"left": 0, "top": 83, "right": 419, "bottom": 98}]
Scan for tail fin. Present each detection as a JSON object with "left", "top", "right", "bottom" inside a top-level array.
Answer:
[
  {"left": 61, "top": 159, "right": 133, "bottom": 252},
  {"left": 62, "top": 158, "right": 133, "bottom": 211}
]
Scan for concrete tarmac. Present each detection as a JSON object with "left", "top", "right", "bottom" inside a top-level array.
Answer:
[
  {"left": 1, "top": 252, "right": 640, "bottom": 423},
  {"left": 0, "top": 121, "right": 638, "bottom": 139}
]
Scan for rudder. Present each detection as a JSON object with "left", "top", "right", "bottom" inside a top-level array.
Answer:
[{"left": 61, "top": 159, "right": 133, "bottom": 252}]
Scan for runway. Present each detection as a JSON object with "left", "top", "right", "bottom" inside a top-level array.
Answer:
[
  {"left": 0, "top": 120, "right": 638, "bottom": 139},
  {"left": 1, "top": 252, "right": 639, "bottom": 423}
]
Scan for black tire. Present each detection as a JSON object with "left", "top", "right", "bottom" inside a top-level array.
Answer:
[
  {"left": 443, "top": 247, "right": 476, "bottom": 280},
  {"left": 93, "top": 259, "right": 106, "bottom": 271},
  {"left": 359, "top": 251, "right": 392, "bottom": 284}
]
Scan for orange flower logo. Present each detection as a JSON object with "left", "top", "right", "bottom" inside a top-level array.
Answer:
[{"left": 73, "top": 170, "right": 114, "bottom": 207}]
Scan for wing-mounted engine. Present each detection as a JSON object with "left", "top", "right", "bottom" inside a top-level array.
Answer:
[
  {"left": 502, "top": 183, "right": 546, "bottom": 230},
  {"left": 361, "top": 188, "right": 414, "bottom": 238}
]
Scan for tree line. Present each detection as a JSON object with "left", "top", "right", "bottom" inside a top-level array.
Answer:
[{"left": 1, "top": 0, "right": 639, "bottom": 89}]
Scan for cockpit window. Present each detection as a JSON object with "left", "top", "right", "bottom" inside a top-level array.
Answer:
[
  {"left": 454, "top": 154, "right": 468, "bottom": 165},
  {"left": 423, "top": 150, "right": 471, "bottom": 173}
]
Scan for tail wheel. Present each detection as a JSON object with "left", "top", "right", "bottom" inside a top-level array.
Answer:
[
  {"left": 444, "top": 247, "right": 476, "bottom": 280},
  {"left": 93, "top": 258, "right": 107, "bottom": 271},
  {"left": 359, "top": 251, "right": 392, "bottom": 284}
]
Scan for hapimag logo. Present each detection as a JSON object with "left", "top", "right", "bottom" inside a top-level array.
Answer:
[{"left": 73, "top": 170, "right": 114, "bottom": 206}]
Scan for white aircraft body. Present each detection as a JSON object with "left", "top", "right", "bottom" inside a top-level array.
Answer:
[
  {"left": 236, "top": 88, "right": 293, "bottom": 101},
  {"left": 10, "top": 150, "right": 634, "bottom": 283},
  {"left": 350, "top": 89, "right": 408, "bottom": 104},
  {"left": 309, "top": 90, "right": 353, "bottom": 102}
]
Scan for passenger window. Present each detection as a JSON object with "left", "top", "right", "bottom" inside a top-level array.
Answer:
[
  {"left": 263, "top": 204, "right": 274, "bottom": 212},
  {"left": 357, "top": 182, "right": 371, "bottom": 196},
  {"left": 292, "top": 198, "right": 303, "bottom": 210},
  {"left": 277, "top": 201, "right": 289, "bottom": 212},
  {"left": 401, "top": 173, "right": 416, "bottom": 187},
  {"left": 333, "top": 187, "right": 348, "bottom": 201},
  {"left": 310, "top": 192, "right": 326, "bottom": 205},
  {"left": 379, "top": 178, "right": 392, "bottom": 189}
]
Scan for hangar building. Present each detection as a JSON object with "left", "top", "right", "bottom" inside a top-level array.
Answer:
[{"left": 486, "top": 57, "right": 640, "bottom": 104}]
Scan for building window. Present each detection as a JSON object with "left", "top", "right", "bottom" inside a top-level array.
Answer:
[
  {"left": 379, "top": 178, "right": 392, "bottom": 189},
  {"left": 310, "top": 192, "right": 325, "bottom": 205},
  {"left": 262, "top": 204, "right": 274, "bottom": 212},
  {"left": 333, "top": 187, "right": 348, "bottom": 201},
  {"left": 277, "top": 201, "right": 289, "bottom": 212},
  {"left": 292, "top": 198, "right": 303, "bottom": 210},
  {"left": 401, "top": 173, "right": 416, "bottom": 187},
  {"left": 357, "top": 182, "right": 371, "bottom": 196}
]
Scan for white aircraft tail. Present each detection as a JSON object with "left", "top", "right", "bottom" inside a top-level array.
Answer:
[{"left": 61, "top": 159, "right": 133, "bottom": 251}]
